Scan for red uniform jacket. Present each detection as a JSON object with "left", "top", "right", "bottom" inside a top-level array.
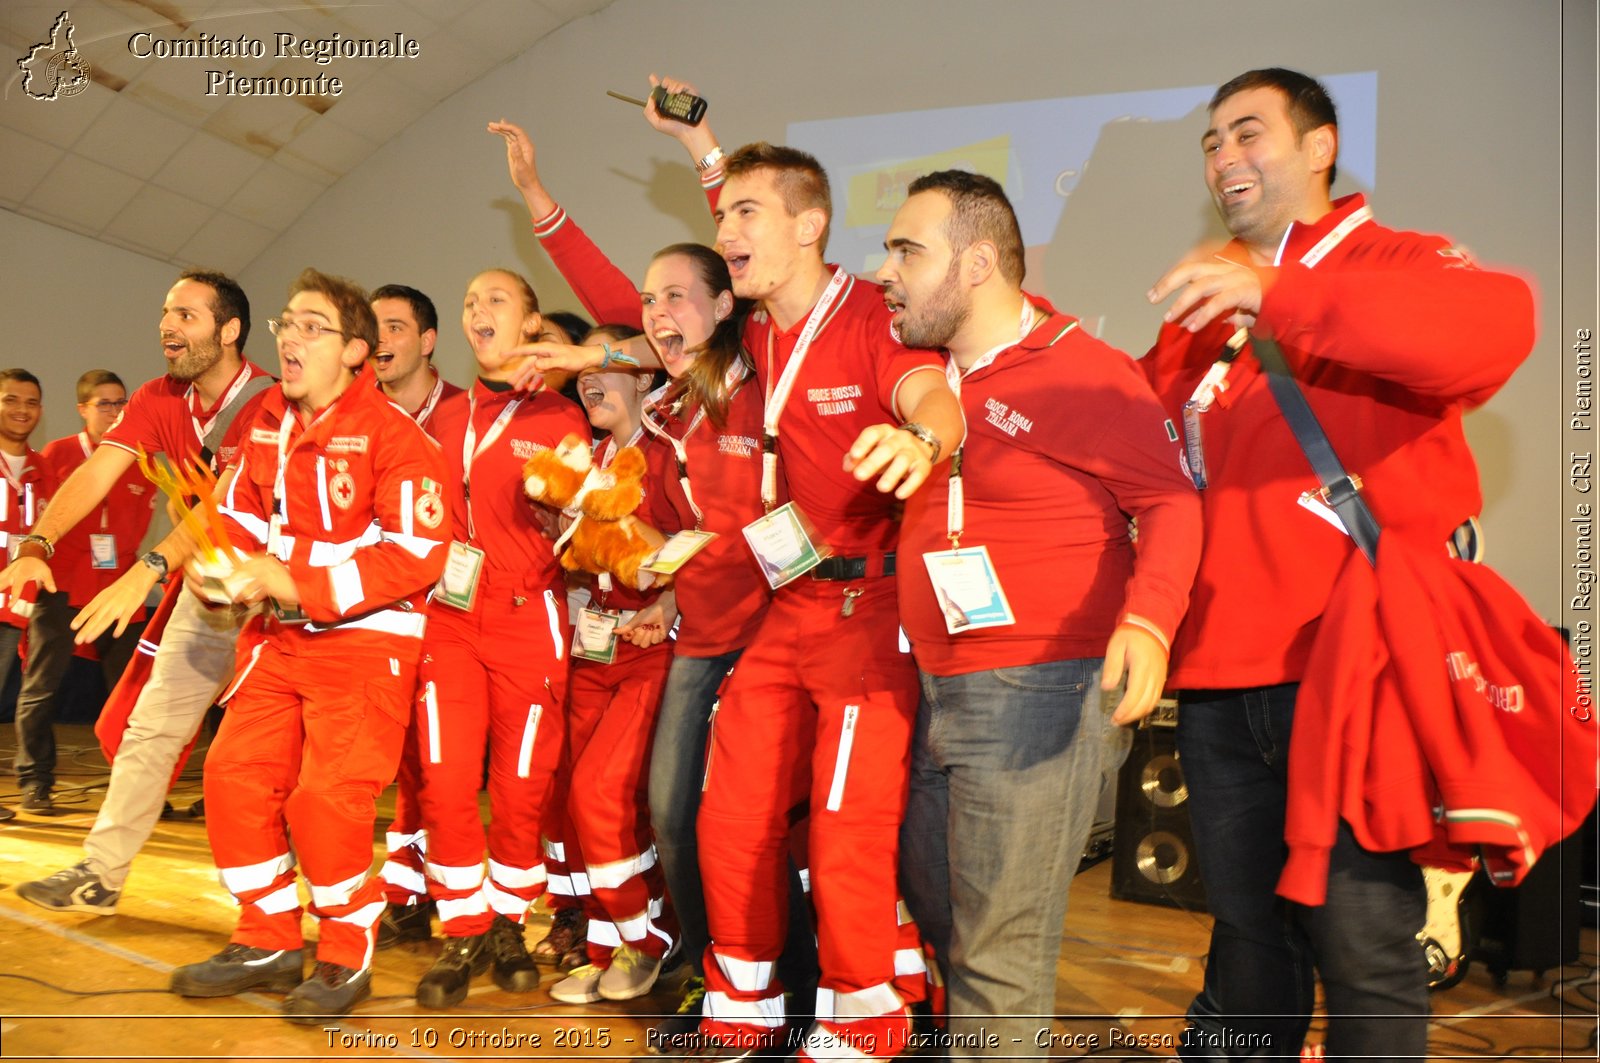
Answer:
[
  {"left": 0, "top": 446, "right": 53, "bottom": 628},
  {"left": 218, "top": 380, "right": 449, "bottom": 654},
  {"left": 39, "top": 432, "right": 157, "bottom": 611}
]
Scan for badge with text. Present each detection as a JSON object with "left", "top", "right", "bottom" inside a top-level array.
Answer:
[
  {"left": 572, "top": 607, "right": 620, "bottom": 663},
  {"left": 89, "top": 533, "right": 118, "bottom": 570},
  {"left": 643, "top": 529, "right": 718, "bottom": 576},
  {"left": 433, "top": 541, "right": 485, "bottom": 611},
  {"left": 922, "top": 546, "right": 1016, "bottom": 633},
  {"left": 742, "top": 502, "right": 825, "bottom": 589}
]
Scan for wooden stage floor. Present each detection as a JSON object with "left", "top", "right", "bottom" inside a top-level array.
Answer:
[{"left": 0, "top": 725, "right": 1593, "bottom": 1060}]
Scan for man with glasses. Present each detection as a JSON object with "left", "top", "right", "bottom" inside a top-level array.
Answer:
[
  {"left": 6, "top": 270, "right": 274, "bottom": 913},
  {"left": 12, "top": 372, "right": 157, "bottom": 816}
]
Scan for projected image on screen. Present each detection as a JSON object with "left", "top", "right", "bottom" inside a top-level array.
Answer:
[{"left": 789, "top": 73, "right": 1376, "bottom": 355}]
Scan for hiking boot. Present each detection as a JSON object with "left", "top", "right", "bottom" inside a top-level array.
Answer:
[
  {"left": 641, "top": 974, "right": 706, "bottom": 1055},
  {"left": 548, "top": 963, "right": 604, "bottom": 1003},
  {"left": 531, "top": 905, "right": 587, "bottom": 966},
  {"left": 488, "top": 913, "right": 541, "bottom": 992},
  {"left": 16, "top": 861, "right": 120, "bottom": 915},
  {"left": 599, "top": 943, "right": 667, "bottom": 1001},
  {"left": 415, "top": 932, "right": 489, "bottom": 1008},
  {"left": 170, "top": 944, "right": 304, "bottom": 997},
  {"left": 20, "top": 786, "right": 53, "bottom": 815},
  {"left": 376, "top": 899, "right": 434, "bottom": 950},
  {"left": 282, "top": 960, "right": 372, "bottom": 1024}
]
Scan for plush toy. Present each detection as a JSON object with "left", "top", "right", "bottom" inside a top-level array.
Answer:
[{"left": 523, "top": 434, "right": 665, "bottom": 590}]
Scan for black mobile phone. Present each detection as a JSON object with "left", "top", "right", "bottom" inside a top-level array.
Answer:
[{"left": 649, "top": 85, "right": 707, "bottom": 125}]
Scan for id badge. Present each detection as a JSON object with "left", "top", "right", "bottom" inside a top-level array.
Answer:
[
  {"left": 643, "top": 529, "right": 718, "bottom": 576},
  {"left": 921, "top": 545, "right": 1016, "bottom": 634},
  {"left": 742, "top": 502, "right": 825, "bottom": 589},
  {"left": 572, "top": 607, "right": 620, "bottom": 664},
  {"left": 90, "top": 533, "right": 118, "bottom": 570},
  {"left": 434, "top": 541, "right": 485, "bottom": 611},
  {"left": 1182, "top": 401, "right": 1208, "bottom": 491}
]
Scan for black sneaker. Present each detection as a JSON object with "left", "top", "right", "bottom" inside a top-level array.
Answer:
[
  {"left": 170, "top": 943, "right": 304, "bottom": 997},
  {"left": 282, "top": 960, "right": 372, "bottom": 1024},
  {"left": 415, "top": 932, "right": 489, "bottom": 1008},
  {"left": 376, "top": 899, "right": 434, "bottom": 950},
  {"left": 487, "top": 913, "right": 541, "bottom": 992},
  {"left": 641, "top": 974, "right": 705, "bottom": 1055},
  {"left": 16, "top": 861, "right": 120, "bottom": 914},
  {"left": 531, "top": 905, "right": 587, "bottom": 967},
  {"left": 20, "top": 786, "right": 53, "bottom": 815}
]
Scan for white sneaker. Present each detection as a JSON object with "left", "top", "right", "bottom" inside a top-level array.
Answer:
[
  {"left": 548, "top": 963, "right": 604, "bottom": 1004},
  {"left": 598, "top": 944, "right": 665, "bottom": 1001}
]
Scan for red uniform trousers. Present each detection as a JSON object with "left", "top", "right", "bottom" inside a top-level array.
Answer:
[
  {"left": 415, "top": 579, "right": 568, "bottom": 937},
  {"left": 380, "top": 729, "right": 428, "bottom": 906},
  {"left": 204, "top": 625, "right": 414, "bottom": 973},
  {"left": 564, "top": 640, "right": 676, "bottom": 964},
  {"left": 698, "top": 576, "right": 928, "bottom": 1057}
]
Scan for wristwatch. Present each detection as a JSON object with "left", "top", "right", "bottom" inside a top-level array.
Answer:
[
  {"left": 897, "top": 421, "right": 942, "bottom": 461},
  {"left": 13, "top": 533, "right": 54, "bottom": 560},
  {"left": 141, "top": 550, "right": 170, "bottom": 585}
]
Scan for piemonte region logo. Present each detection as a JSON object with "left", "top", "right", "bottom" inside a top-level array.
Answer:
[{"left": 17, "top": 11, "right": 93, "bottom": 101}]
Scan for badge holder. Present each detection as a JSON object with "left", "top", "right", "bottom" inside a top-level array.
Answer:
[
  {"left": 920, "top": 545, "right": 1016, "bottom": 634},
  {"left": 643, "top": 529, "right": 718, "bottom": 576},
  {"left": 572, "top": 606, "right": 620, "bottom": 664},
  {"left": 89, "top": 533, "right": 119, "bottom": 570},
  {"left": 742, "top": 502, "right": 827, "bottom": 590},
  {"left": 433, "top": 541, "right": 486, "bottom": 612}
]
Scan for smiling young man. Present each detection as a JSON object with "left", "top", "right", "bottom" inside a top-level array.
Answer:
[
  {"left": 0, "top": 369, "right": 51, "bottom": 820},
  {"left": 879, "top": 170, "right": 1201, "bottom": 1060},
  {"left": 13, "top": 372, "right": 157, "bottom": 816},
  {"left": 367, "top": 282, "right": 461, "bottom": 951},
  {"left": 169, "top": 268, "right": 449, "bottom": 1023},
  {"left": 1141, "top": 69, "right": 1536, "bottom": 1058},
  {"left": 9, "top": 271, "right": 274, "bottom": 909}
]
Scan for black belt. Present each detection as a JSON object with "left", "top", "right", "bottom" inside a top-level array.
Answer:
[{"left": 809, "top": 553, "right": 896, "bottom": 581}]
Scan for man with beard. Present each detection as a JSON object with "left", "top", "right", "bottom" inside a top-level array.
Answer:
[
  {"left": 5, "top": 270, "right": 274, "bottom": 915},
  {"left": 879, "top": 171, "right": 1201, "bottom": 1058}
]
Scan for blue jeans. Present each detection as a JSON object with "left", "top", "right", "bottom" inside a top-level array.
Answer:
[
  {"left": 899, "top": 658, "right": 1114, "bottom": 1059},
  {"left": 1176, "top": 685, "right": 1428, "bottom": 1061},
  {"left": 648, "top": 649, "right": 817, "bottom": 997}
]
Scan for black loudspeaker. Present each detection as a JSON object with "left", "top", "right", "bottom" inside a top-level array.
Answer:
[
  {"left": 1110, "top": 701, "right": 1208, "bottom": 911},
  {"left": 1469, "top": 827, "right": 1583, "bottom": 979}
]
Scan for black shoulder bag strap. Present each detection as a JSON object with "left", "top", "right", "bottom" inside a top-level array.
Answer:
[
  {"left": 1252, "top": 332, "right": 1381, "bottom": 565},
  {"left": 200, "top": 371, "right": 276, "bottom": 472}
]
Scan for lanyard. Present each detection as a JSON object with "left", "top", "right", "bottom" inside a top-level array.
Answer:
[
  {"left": 599, "top": 424, "right": 646, "bottom": 470},
  {"left": 0, "top": 455, "right": 32, "bottom": 528},
  {"left": 410, "top": 373, "right": 446, "bottom": 427},
  {"left": 186, "top": 364, "right": 257, "bottom": 455},
  {"left": 79, "top": 432, "right": 110, "bottom": 531},
  {"left": 461, "top": 392, "right": 523, "bottom": 541},
  {"left": 940, "top": 301, "right": 1053, "bottom": 545},
  {"left": 1187, "top": 204, "right": 1374, "bottom": 411},
  {"left": 759, "top": 267, "right": 852, "bottom": 511},
  {"left": 641, "top": 361, "right": 750, "bottom": 529}
]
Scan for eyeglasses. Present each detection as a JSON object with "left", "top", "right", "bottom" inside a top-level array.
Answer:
[
  {"left": 267, "top": 317, "right": 347, "bottom": 342},
  {"left": 86, "top": 399, "right": 128, "bottom": 412}
]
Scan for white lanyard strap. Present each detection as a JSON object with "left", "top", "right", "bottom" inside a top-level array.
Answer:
[
  {"left": 462, "top": 392, "right": 523, "bottom": 542},
  {"left": 411, "top": 373, "right": 445, "bottom": 426},
  {"left": 940, "top": 301, "right": 1049, "bottom": 545},
  {"left": 1188, "top": 205, "right": 1373, "bottom": 411},
  {"left": 642, "top": 405, "right": 709, "bottom": 528},
  {"left": 760, "top": 267, "right": 852, "bottom": 510},
  {"left": 187, "top": 365, "right": 257, "bottom": 454},
  {"left": 0, "top": 461, "right": 33, "bottom": 529},
  {"left": 271, "top": 412, "right": 296, "bottom": 553}
]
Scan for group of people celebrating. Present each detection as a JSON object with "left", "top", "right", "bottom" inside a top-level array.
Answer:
[{"left": 2, "top": 63, "right": 1536, "bottom": 1063}]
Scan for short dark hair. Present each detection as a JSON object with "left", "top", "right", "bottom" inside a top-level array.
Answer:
[
  {"left": 76, "top": 369, "right": 125, "bottom": 404},
  {"left": 906, "top": 170, "right": 1026, "bottom": 286},
  {"left": 178, "top": 269, "right": 251, "bottom": 351},
  {"left": 288, "top": 268, "right": 377, "bottom": 351},
  {"left": 543, "top": 310, "right": 592, "bottom": 345},
  {"left": 1210, "top": 67, "right": 1339, "bottom": 187},
  {"left": 370, "top": 283, "right": 438, "bottom": 335},
  {"left": 0, "top": 369, "right": 41, "bottom": 393},
  {"left": 724, "top": 142, "right": 833, "bottom": 253}
]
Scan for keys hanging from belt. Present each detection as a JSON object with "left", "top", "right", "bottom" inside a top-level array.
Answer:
[{"left": 841, "top": 587, "right": 863, "bottom": 617}]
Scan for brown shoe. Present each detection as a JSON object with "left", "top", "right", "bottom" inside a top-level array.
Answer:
[{"left": 530, "top": 906, "right": 587, "bottom": 967}]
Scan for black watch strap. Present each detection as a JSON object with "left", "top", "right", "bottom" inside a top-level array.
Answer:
[{"left": 141, "top": 551, "right": 170, "bottom": 584}]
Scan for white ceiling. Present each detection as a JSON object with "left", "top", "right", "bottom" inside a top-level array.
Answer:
[{"left": 0, "top": 0, "right": 610, "bottom": 274}]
